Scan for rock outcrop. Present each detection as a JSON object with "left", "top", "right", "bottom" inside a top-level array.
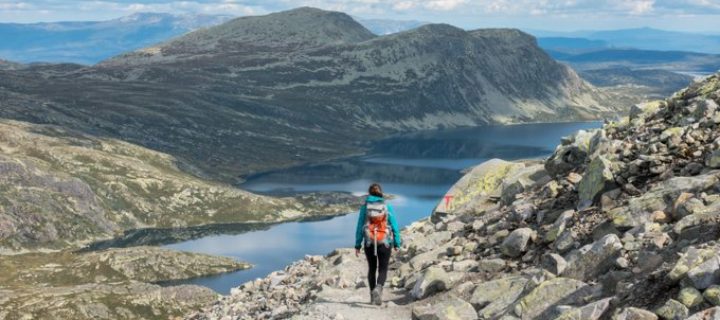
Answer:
[{"left": 192, "top": 73, "right": 720, "bottom": 320}]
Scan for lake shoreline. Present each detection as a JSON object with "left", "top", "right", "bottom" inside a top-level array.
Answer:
[{"left": 160, "top": 121, "right": 602, "bottom": 294}]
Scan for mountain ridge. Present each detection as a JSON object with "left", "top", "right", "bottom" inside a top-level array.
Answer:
[{"left": 0, "top": 7, "right": 617, "bottom": 184}]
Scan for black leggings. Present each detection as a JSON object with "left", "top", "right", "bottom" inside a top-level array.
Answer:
[{"left": 364, "top": 245, "right": 391, "bottom": 290}]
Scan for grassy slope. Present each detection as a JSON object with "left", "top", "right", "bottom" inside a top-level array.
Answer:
[{"left": 0, "top": 119, "right": 355, "bottom": 251}]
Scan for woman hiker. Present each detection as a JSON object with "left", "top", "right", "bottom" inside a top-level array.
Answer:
[{"left": 354, "top": 183, "right": 402, "bottom": 305}]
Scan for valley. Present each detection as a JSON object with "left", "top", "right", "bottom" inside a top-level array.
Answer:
[{"left": 0, "top": 6, "right": 682, "bottom": 320}]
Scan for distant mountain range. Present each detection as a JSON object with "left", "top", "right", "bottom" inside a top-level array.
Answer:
[
  {"left": 546, "top": 48, "right": 720, "bottom": 76},
  {"left": 578, "top": 67, "right": 694, "bottom": 98},
  {"left": 530, "top": 27, "right": 720, "bottom": 54},
  {"left": 4, "top": 13, "right": 719, "bottom": 65},
  {"left": 0, "top": 12, "right": 233, "bottom": 64},
  {"left": 0, "top": 7, "right": 616, "bottom": 184}
]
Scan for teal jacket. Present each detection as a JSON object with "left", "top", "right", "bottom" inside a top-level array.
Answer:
[{"left": 355, "top": 195, "right": 402, "bottom": 249}]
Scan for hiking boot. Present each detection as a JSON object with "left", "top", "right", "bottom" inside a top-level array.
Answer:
[
  {"left": 371, "top": 287, "right": 380, "bottom": 305},
  {"left": 373, "top": 286, "right": 383, "bottom": 306}
]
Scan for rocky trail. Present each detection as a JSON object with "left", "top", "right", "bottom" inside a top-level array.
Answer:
[{"left": 193, "top": 73, "right": 720, "bottom": 320}]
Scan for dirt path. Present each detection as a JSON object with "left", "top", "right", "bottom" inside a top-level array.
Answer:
[{"left": 292, "top": 250, "right": 414, "bottom": 320}]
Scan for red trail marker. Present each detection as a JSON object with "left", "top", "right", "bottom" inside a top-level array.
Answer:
[{"left": 444, "top": 195, "right": 454, "bottom": 210}]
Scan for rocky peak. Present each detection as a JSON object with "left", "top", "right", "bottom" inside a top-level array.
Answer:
[
  {"left": 108, "top": 6, "right": 375, "bottom": 61},
  {"left": 399, "top": 23, "right": 466, "bottom": 37},
  {"left": 470, "top": 28, "right": 539, "bottom": 48}
]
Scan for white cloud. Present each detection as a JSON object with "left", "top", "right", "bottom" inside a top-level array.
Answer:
[
  {"left": 0, "top": 1, "right": 31, "bottom": 10},
  {"left": 626, "top": 0, "right": 655, "bottom": 15},
  {"left": 0, "top": 0, "right": 719, "bottom": 30},
  {"left": 424, "top": 0, "right": 467, "bottom": 11},
  {"left": 392, "top": 1, "right": 415, "bottom": 10}
]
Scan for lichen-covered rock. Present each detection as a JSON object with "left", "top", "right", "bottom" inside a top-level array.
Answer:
[
  {"left": 578, "top": 156, "right": 616, "bottom": 204},
  {"left": 411, "top": 266, "right": 454, "bottom": 300},
  {"left": 470, "top": 276, "right": 528, "bottom": 318},
  {"left": 706, "top": 150, "right": 720, "bottom": 168},
  {"left": 704, "top": 285, "right": 720, "bottom": 306},
  {"left": 545, "top": 210, "right": 574, "bottom": 243},
  {"left": 501, "top": 228, "right": 535, "bottom": 258},
  {"left": 678, "top": 287, "right": 704, "bottom": 308},
  {"left": 555, "top": 297, "right": 612, "bottom": 320},
  {"left": 478, "top": 258, "right": 507, "bottom": 273},
  {"left": 686, "top": 255, "right": 720, "bottom": 290},
  {"left": 509, "top": 200, "right": 537, "bottom": 222},
  {"left": 562, "top": 234, "right": 623, "bottom": 281},
  {"left": 434, "top": 159, "right": 524, "bottom": 216},
  {"left": 411, "top": 297, "right": 478, "bottom": 320},
  {"left": 673, "top": 212, "right": 720, "bottom": 241},
  {"left": 541, "top": 253, "right": 567, "bottom": 275},
  {"left": 554, "top": 229, "right": 578, "bottom": 253},
  {"left": 512, "top": 277, "right": 596, "bottom": 320},
  {"left": 668, "top": 247, "right": 717, "bottom": 282},
  {"left": 654, "top": 299, "right": 689, "bottom": 320},
  {"left": 630, "top": 101, "right": 663, "bottom": 122},
  {"left": 613, "top": 307, "right": 658, "bottom": 320},
  {"left": 500, "top": 164, "right": 547, "bottom": 205},
  {"left": 545, "top": 130, "right": 595, "bottom": 177},
  {"left": 452, "top": 260, "right": 478, "bottom": 272}
]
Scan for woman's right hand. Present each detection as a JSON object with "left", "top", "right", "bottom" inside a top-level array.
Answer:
[{"left": 355, "top": 248, "right": 360, "bottom": 257}]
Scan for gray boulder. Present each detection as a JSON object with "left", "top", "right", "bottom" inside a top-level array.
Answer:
[
  {"left": 686, "top": 307, "right": 720, "bottom": 320},
  {"left": 668, "top": 247, "right": 717, "bottom": 282},
  {"left": 687, "top": 255, "right": 720, "bottom": 290},
  {"left": 433, "top": 159, "right": 524, "bottom": 216},
  {"left": 654, "top": 299, "right": 689, "bottom": 320},
  {"left": 411, "top": 297, "right": 478, "bottom": 320},
  {"left": 545, "top": 130, "right": 595, "bottom": 177},
  {"left": 577, "top": 156, "right": 616, "bottom": 204},
  {"left": 478, "top": 258, "right": 506, "bottom": 273},
  {"left": 470, "top": 276, "right": 528, "bottom": 319},
  {"left": 501, "top": 228, "right": 535, "bottom": 258},
  {"left": 613, "top": 307, "right": 658, "bottom": 320},
  {"left": 704, "top": 285, "right": 720, "bottom": 306},
  {"left": 555, "top": 297, "right": 613, "bottom": 320},
  {"left": 562, "top": 234, "right": 623, "bottom": 281},
  {"left": 541, "top": 253, "right": 568, "bottom": 275},
  {"left": 411, "top": 266, "right": 457, "bottom": 300},
  {"left": 500, "top": 163, "right": 548, "bottom": 205},
  {"left": 512, "top": 277, "right": 596, "bottom": 320},
  {"left": 673, "top": 212, "right": 720, "bottom": 241},
  {"left": 545, "top": 210, "right": 574, "bottom": 243}
]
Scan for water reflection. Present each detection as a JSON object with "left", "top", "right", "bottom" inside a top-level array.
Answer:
[{"left": 161, "top": 122, "right": 601, "bottom": 294}]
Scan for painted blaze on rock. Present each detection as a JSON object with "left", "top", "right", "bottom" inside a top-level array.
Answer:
[{"left": 578, "top": 155, "right": 615, "bottom": 204}]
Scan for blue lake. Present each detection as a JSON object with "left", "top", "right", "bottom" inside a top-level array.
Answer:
[{"left": 163, "top": 122, "right": 601, "bottom": 294}]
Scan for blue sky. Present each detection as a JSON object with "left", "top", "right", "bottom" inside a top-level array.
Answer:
[{"left": 1, "top": 0, "right": 719, "bottom": 32}]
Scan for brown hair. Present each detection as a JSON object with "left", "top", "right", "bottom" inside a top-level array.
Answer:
[{"left": 368, "top": 183, "right": 383, "bottom": 197}]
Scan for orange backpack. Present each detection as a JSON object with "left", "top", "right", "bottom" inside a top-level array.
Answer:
[{"left": 363, "top": 200, "right": 393, "bottom": 254}]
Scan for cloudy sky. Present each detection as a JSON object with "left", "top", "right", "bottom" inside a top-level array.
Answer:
[{"left": 1, "top": 0, "right": 719, "bottom": 32}]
